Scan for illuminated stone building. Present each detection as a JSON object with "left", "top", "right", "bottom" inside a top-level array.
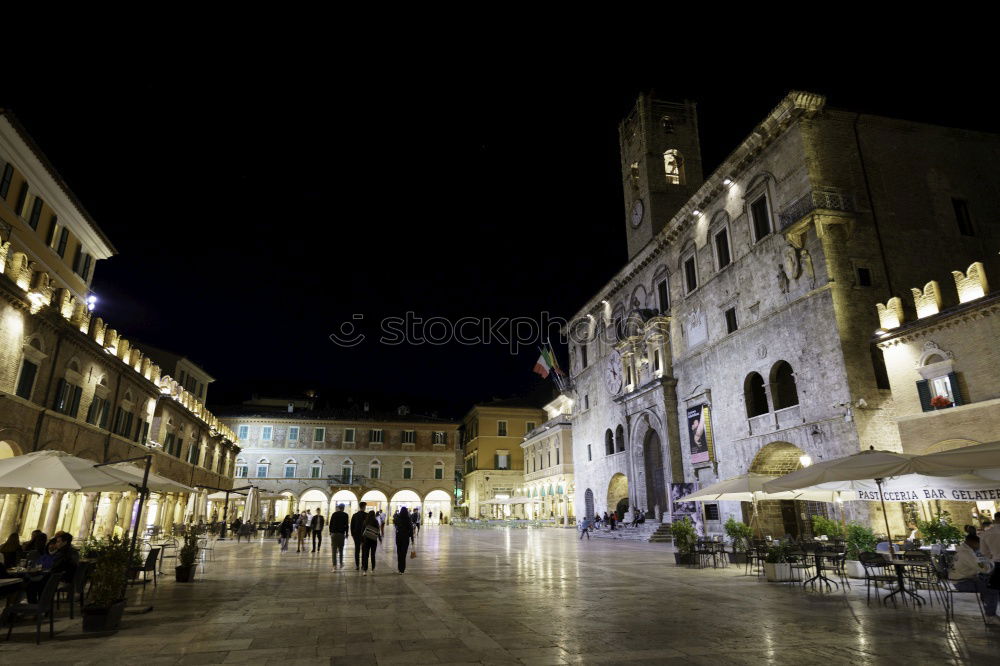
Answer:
[
  {"left": 220, "top": 400, "right": 459, "bottom": 522},
  {"left": 0, "top": 108, "right": 239, "bottom": 541},
  {"left": 875, "top": 260, "right": 1000, "bottom": 526},
  {"left": 518, "top": 394, "right": 574, "bottom": 522},
  {"left": 567, "top": 92, "right": 1000, "bottom": 538},
  {"left": 460, "top": 399, "right": 546, "bottom": 519}
]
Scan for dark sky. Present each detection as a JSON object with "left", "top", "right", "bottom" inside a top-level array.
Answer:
[{"left": 4, "top": 60, "right": 996, "bottom": 418}]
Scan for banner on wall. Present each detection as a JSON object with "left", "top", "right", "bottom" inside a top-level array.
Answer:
[
  {"left": 687, "top": 404, "right": 714, "bottom": 464},
  {"left": 671, "top": 483, "right": 697, "bottom": 516}
]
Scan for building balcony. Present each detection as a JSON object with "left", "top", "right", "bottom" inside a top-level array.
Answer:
[
  {"left": 778, "top": 187, "right": 855, "bottom": 230},
  {"left": 524, "top": 463, "right": 573, "bottom": 483},
  {"left": 897, "top": 397, "right": 1000, "bottom": 454},
  {"left": 747, "top": 404, "right": 802, "bottom": 435}
]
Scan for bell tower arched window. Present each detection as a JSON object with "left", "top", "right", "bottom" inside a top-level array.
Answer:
[
  {"left": 663, "top": 149, "right": 684, "bottom": 185},
  {"left": 605, "top": 429, "right": 614, "bottom": 456},
  {"left": 770, "top": 361, "right": 799, "bottom": 409},
  {"left": 744, "top": 372, "right": 769, "bottom": 417}
]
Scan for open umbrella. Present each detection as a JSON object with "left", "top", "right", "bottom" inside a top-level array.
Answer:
[
  {"left": 915, "top": 441, "right": 1000, "bottom": 479},
  {"left": 103, "top": 462, "right": 195, "bottom": 494},
  {"left": 0, "top": 450, "right": 134, "bottom": 491}
]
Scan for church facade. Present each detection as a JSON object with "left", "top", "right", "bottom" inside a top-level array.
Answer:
[{"left": 568, "top": 92, "right": 1000, "bottom": 538}]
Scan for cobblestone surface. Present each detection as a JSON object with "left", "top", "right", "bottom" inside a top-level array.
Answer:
[{"left": 1, "top": 526, "right": 997, "bottom": 664}]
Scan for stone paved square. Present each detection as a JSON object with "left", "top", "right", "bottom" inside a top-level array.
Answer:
[{"left": 1, "top": 525, "right": 998, "bottom": 664}]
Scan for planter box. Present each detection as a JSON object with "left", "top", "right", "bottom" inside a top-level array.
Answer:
[
  {"left": 673, "top": 552, "right": 697, "bottom": 565},
  {"left": 82, "top": 600, "right": 126, "bottom": 633},
  {"left": 176, "top": 564, "right": 198, "bottom": 582},
  {"left": 764, "top": 562, "right": 794, "bottom": 582},
  {"left": 844, "top": 559, "right": 865, "bottom": 579},
  {"left": 728, "top": 551, "right": 748, "bottom": 565}
]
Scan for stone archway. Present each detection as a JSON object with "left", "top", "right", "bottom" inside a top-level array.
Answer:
[
  {"left": 748, "top": 441, "right": 813, "bottom": 540},
  {"left": 607, "top": 473, "right": 628, "bottom": 517},
  {"left": 643, "top": 430, "right": 667, "bottom": 518}
]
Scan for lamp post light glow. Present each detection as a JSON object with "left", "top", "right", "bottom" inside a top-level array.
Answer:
[
  {"left": 799, "top": 454, "right": 812, "bottom": 468},
  {"left": 87, "top": 294, "right": 97, "bottom": 311}
]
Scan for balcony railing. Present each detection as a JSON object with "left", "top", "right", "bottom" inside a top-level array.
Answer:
[{"left": 779, "top": 188, "right": 855, "bottom": 229}]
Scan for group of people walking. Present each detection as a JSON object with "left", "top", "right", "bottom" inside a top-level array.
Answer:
[{"left": 276, "top": 502, "right": 420, "bottom": 574}]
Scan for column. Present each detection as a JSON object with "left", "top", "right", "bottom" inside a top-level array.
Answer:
[
  {"left": 59, "top": 493, "right": 79, "bottom": 533},
  {"left": 42, "top": 490, "right": 65, "bottom": 536},
  {"left": 0, "top": 493, "right": 23, "bottom": 538},
  {"left": 160, "top": 493, "right": 176, "bottom": 533},
  {"left": 174, "top": 493, "right": 187, "bottom": 526},
  {"left": 75, "top": 492, "right": 98, "bottom": 541},
  {"left": 102, "top": 492, "right": 122, "bottom": 536}
]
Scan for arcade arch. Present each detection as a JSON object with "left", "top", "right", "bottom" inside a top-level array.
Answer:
[
  {"left": 389, "top": 489, "right": 421, "bottom": 518},
  {"left": 360, "top": 490, "right": 388, "bottom": 513},
  {"left": 423, "top": 489, "right": 451, "bottom": 523},
  {"left": 607, "top": 473, "right": 629, "bottom": 519}
]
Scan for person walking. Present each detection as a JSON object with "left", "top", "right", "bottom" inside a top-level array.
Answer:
[
  {"left": 329, "top": 504, "right": 349, "bottom": 570},
  {"left": 296, "top": 509, "right": 310, "bottom": 553},
  {"left": 395, "top": 506, "right": 414, "bottom": 573},
  {"left": 411, "top": 509, "right": 420, "bottom": 536},
  {"left": 350, "top": 502, "right": 368, "bottom": 570},
  {"left": 361, "top": 510, "right": 381, "bottom": 576},
  {"left": 609, "top": 511, "right": 617, "bottom": 531},
  {"left": 311, "top": 510, "right": 326, "bottom": 553},
  {"left": 579, "top": 517, "right": 590, "bottom": 540},
  {"left": 278, "top": 515, "right": 293, "bottom": 552}
]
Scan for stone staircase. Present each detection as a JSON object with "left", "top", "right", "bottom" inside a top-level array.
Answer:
[{"left": 590, "top": 521, "right": 671, "bottom": 543}]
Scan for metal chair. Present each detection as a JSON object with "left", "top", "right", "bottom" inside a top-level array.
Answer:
[
  {"left": 197, "top": 537, "right": 215, "bottom": 563},
  {"left": 56, "top": 560, "right": 92, "bottom": 619},
  {"left": 2, "top": 573, "right": 62, "bottom": 644},
  {"left": 157, "top": 538, "right": 178, "bottom": 574},
  {"left": 946, "top": 579, "right": 989, "bottom": 628},
  {"left": 133, "top": 547, "right": 160, "bottom": 586},
  {"left": 859, "top": 551, "right": 898, "bottom": 606}
]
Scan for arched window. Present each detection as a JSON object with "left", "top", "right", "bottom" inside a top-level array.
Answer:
[
  {"left": 370, "top": 458, "right": 381, "bottom": 479},
  {"left": 744, "top": 372, "right": 769, "bottom": 417},
  {"left": 256, "top": 458, "right": 270, "bottom": 478},
  {"left": 112, "top": 390, "right": 135, "bottom": 439},
  {"left": 283, "top": 458, "right": 297, "bottom": 478},
  {"left": 615, "top": 425, "right": 625, "bottom": 452},
  {"left": 310, "top": 458, "right": 323, "bottom": 479},
  {"left": 235, "top": 458, "right": 248, "bottom": 478},
  {"left": 434, "top": 460, "right": 444, "bottom": 480},
  {"left": 402, "top": 459, "right": 413, "bottom": 480},
  {"left": 14, "top": 336, "right": 46, "bottom": 401},
  {"left": 605, "top": 429, "right": 614, "bottom": 456},
  {"left": 53, "top": 357, "right": 84, "bottom": 419},
  {"left": 663, "top": 149, "right": 685, "bottom": 185},
  {"left": 771, "top": 361, "right": 799, "bottom": 409}
]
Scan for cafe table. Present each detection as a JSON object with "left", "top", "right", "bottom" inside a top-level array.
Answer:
[{"left": 883, "top": 558, "right": 926, "bottom": 606}]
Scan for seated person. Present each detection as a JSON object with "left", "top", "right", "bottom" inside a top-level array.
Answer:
[
  {"left": 21, "top": 530, "right": 47, "bottom": 555},
  {"left": 25, "top": 532, "right": 78, "bottom": 603},
  {"left": 0, "top": 533, "right": 21, "bottom": 568},
  {"left": 951, "top": 534, "right": 999, "bottom": 625}
]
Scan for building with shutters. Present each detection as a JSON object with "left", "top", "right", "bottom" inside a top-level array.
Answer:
[
  {"left": 874, "top": 260, "right": 1000, "bottom": 525},
  {"left": 0, "top": 108, "right": 238, "bottom": 543},
  {"left": 519, "top": 394, "right": 575, "bottom": 522},
  {"left": 564, "top": 91, "right": 1000, "bottom": 539},
  {"left": 219, "top": 399, "right": 460, "bottom": 522},
  {"left": 460, "top": 399, "right": 547, "bottom": 519}
]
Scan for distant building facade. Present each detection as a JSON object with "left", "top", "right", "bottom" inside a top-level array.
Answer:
[
  {"left": 0, "top": 109, "right": 239, "bottom": 542},
  {"left": 460, "top": 399, "right": 546, "bottom": 518},
  {"left": 519, "top": 395, "right": 574, "bottom": 522},
  {"left": 567, "top": 92, "right": 1000, "bottom": 539},
  {"left": 220, "top": 400, "right": 460, "bottom": 521}
]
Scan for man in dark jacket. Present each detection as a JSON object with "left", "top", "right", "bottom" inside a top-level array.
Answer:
[
  {"left": 310, "top": 511, "right": 326, "bottom": 553},
  {"left": 349, "top": 501, "right": 368, "bottom": 570},
  {"left": 329, "top": 504, "right": 349, "bottom": 569}
]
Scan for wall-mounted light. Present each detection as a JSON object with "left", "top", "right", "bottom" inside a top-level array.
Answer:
[
  {"left": 799, "top": 454, "right": 813, "bottom": 468},
  {"left": 692, "top": 209, "right": 701, "bottom": 217},
  {"left": 87, "top": 294, "right": 97, "bottom": 311},
  {"left": 723, "top": 177, "right": 733, "bottom": 186}
]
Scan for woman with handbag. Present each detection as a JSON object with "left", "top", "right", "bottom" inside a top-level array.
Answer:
[
  {"left": 361, "top": 511, "right": 381, "bottom": 575},
  {"left": 278, "top": 515, "right": 294, "bottom": 552},
  {"left": 395, "top": 507, "right": 415, "bottom": 574}
]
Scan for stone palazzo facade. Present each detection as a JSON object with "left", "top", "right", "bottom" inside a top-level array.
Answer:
[
  {"left": 0, "top": 109, "right": 239, "bottom": 543},
  {"left": 568, "top": 92, "right": 1000, "bottom": 538}
]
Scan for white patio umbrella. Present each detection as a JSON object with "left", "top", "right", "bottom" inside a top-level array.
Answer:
[
  {"left": 102, "top": 462, "right": 195, "bottom": 494},
  {"left": 0, "top": 450, "right": 136, "bottom": 491},
  {"left": 915, "top": 441, "right": 1000, "bottom": 479}
]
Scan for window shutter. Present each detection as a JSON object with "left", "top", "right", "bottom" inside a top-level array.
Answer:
[
  {"left": 69, "top": 385, "right": 82, "bottom": 418},
  {"left": 15, "top": 182, "right": 28, "bottom": 215},
  {"left": 53, "top": 379, "right": 67, "bottom": 411},
  {"left": 947, "top": 372, "right": 964, "bottom": 406},
  {"left": 916, "top": 379, "right": 932, "bottom": 412},
  {"left": 100, "top": 402, "right": 110, "bottom": 429},
  {"left": 494, "top": 454, "right": 499, "bottom": 469},
  {"left": 86, "top": 400, "right": 97, "bottom": 424}
]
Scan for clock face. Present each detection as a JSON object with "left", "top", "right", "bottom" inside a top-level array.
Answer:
[
  {"left": 630, "top": 199, "right": 644, "bottom": 227},
  {"left": 604, "top": 350, "right": 623, "bottom": 394}
]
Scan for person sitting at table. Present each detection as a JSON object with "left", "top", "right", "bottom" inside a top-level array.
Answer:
[
  {"left": 951, "top": 534, "right": 999, "bottom": 625},
  {"left": 21, "top": 530, "right": 47, "bottom": 555},
  {"left": 25, "top": 532, "right": 78, "bottom": 603},
  {"left": 0, "top": 533, "right": 21, "bottom": 568}
]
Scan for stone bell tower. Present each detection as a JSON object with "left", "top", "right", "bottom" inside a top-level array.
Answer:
[{"left": 619, "top": 93, "right": 704, "bottom": 260}]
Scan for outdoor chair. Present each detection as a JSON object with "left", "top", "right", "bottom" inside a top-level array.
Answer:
[
  {"left": 2, "top": 572, "right": 62, "bottom": 644},
  {"left": 859, "top": 551, "right": 898, "bottom": 606},
  {"left": 56, "top": 560, "right": 92, "bottom": 619},
  {"left": 694, "top": 540, "right": 717, "bottom": 569},
  {"left": 945, "top": 579, "right": 989, "bottom": 628},
  {"left": 133, "top": 547, "right": 160, "bottom": 587},
  {"left": 748, "top": 545, "right": 768, "bottom": 577},
  {"left": 158, "top": 537, "right": 178, "bottom": 573},
  {"left": 904, "top": 561, "right": 947, "bottom": 608},
  {"left": 816, "top": 548, "right": 849, "bottom": 589},
  {"left": 787, "top": 547, "right": 812, "bottom": 583},
  {"left": 197, "top": 537, "right": 214, "bottom": 563}
]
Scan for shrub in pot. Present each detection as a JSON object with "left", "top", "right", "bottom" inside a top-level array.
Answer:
[
  {"left": 916, "top": 512, "right": 963, "bottom": 548},
  {"left": 763, "top": 543, "right": 794, "bottom": 581},
  {"left": 83, "top": 536, "right": 136, "bottom": 632},
  {"left": 844, "top": 522, "right": 877, "bottom": 578},
  {"left": 811, "top": 515, "right": 844, "bottom": 540},
  {"left": 176, "top": 532, "right": 200, "bottom": 582},
  {"left": 670, "top": 517, "right": 697, "bottom": 565},
  {"left": 724, "top": 517, "right": 752, "bottom": 564}
]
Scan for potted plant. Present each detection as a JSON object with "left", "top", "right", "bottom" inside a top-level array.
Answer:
[
  {"left": 83, "top": 536, "right": 136, "bottom": 632},
  {"left": 175, "top": 532, "right": 200, "bottom": 582},
  {"left": 724, "top": 517, "right": 752, "bottom": 564},
  {"left": 811, "top": 515, "right": 844, "bottom": 541},
  {"left": 844, "top": 522, "right": 877, "bottom": 578},
  {"left": 670, "top": 517, "right": 697, "bottom": 565},
  {"left": 930, "top": 395, "right": 953, "bottom": 409},
  {"left": 916, "top": 511, "right": 963, "bottom": 549},
  {"left": 763, "top": 542, "right": 794, "bottom": 581}
]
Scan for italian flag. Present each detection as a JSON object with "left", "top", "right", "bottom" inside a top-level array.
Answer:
[{"left": 533, "top": 347, "right": 565, "bottom": 378}]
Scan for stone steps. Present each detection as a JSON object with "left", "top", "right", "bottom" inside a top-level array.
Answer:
[{"left": 590, "top": 522, "right": 669, "bottom": 542}]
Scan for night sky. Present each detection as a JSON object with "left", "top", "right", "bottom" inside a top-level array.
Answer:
[{"left": 4, "top": 62, "right": 996, "bottom": 418}]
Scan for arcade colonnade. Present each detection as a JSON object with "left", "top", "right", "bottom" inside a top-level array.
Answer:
[{"left": 229, "top": 487, "right": 456, "bottom": 524}]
